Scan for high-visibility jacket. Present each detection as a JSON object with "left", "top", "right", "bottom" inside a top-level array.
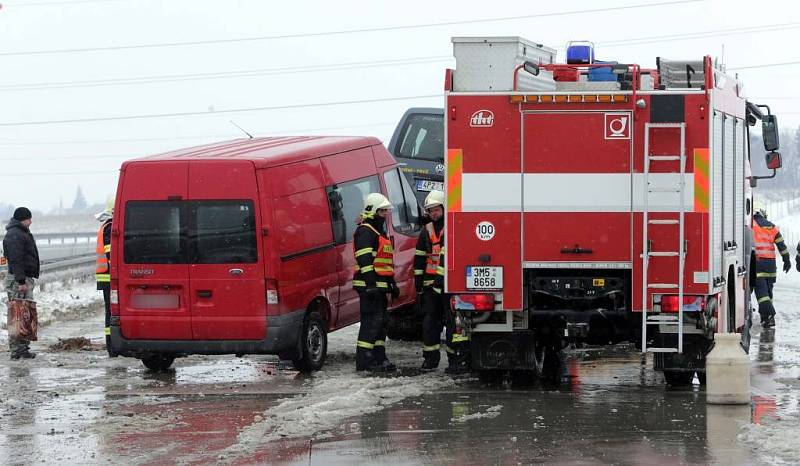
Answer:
[
  {"left": 753, "top": 215, "right": 789, "bottom": 278},
  {"left": 414, "top": 219, "right": 445, "bottom": 292},
  {"left": 96, "top": 220, "right": 112, "bottom": 284},
  {"left": 352, "top": 220, "right": 394, "bottom": 290}
]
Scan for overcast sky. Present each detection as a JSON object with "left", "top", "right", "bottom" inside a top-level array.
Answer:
[{"left": 0, "top": 0, "right": 796, "bottom": 212}]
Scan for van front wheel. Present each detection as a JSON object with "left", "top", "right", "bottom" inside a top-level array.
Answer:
[
  {"left": 141, "top": 353, "right": 175, "bottom": 371},
  {"left": 292, "top": 311, "right": 327, "bottom": 372}
]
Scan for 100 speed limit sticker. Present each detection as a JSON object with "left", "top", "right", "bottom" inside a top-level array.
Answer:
[{"left": 475, "top": 221, "right": 495, "bottom": 241}]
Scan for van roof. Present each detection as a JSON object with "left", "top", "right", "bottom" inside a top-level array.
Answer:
[{"left": 123, "top": 136, "right": 382, "bottom": 169}]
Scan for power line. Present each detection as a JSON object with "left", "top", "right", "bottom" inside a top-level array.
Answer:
[
  {"left": 0, "top": 94, "right": 439, "bottom": 127},
  {"left": 0, "top": 170, "right": 118, "bottom": 177},
  {"left": 729, "top": 60, "right": 800, "bottom": 71},
  {"left": 0, "top": 121, "right": 398, "bottom": 154},
  {"left": 0, "top": 56, "right": 452, "bottom": 91},
  {"left": 1, "top": 0, "right": 125, "bottom": 7},
  {"left": 0, "top": 22, "right": 796, "bottom": 92},
  {"left": 0, "top": 0, "right": 703, "bottom": 57}
]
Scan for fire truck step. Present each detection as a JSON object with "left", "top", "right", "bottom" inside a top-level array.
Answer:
[
  {"left": 647, "top": 123, "right": 685, "bottom": 128},
  {"left": 648, "top": 219, "right": 680, "bottom": 225},
  {"left": 646, "top": 321, "right": 681, "bottom": 325},
  {"left": 646, "top": 347, "right": 680, "bottom": 353},
  {"left": 647, "top": 315, "right": 679, "bottom": 322},
  {"left": 648, "top": 155, "right": 682, "bottom": 161},
  {"left": 648, "top": 187, "right": 682, "bottom": 193},
  {"left": 649, "top": 251, "right": 680, "bottom": 257},
  {"left": 648, "top": 283, "right": 678, "bottom": 289}
]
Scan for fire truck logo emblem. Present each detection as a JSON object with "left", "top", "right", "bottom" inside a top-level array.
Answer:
[
  {"left": 604, "top": 113, "right": 630, "bottom": 139},
  {"left": 470, "top": 110, "right": 494, "bottom": 127}
]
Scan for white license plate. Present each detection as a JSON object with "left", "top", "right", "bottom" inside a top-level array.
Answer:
[
  {"left": 416, "top": 179, "right": 444, "bottom": 192},
  {"left": 466, "top": 266, "right": 503, "bottom": 290}
]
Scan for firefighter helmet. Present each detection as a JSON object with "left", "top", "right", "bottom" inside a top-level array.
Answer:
[
  {"left": 363, "top": 193, "right": 392, "bottom": 213},
  {"left": 94, "top": 197, "right": 115, "bottom": 222},
  {"left": 753, "top": 200, "right": 767, "bottom": 218},
  {"left": 424, "top": 190, "right": 445, "bottom": 210}
]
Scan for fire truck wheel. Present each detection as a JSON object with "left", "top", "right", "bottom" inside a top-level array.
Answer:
[
  {"left": 292, "top": 311, "right": 327, "bottom": 372},
  {"left": 141, "top": 353, "right": 175, "bottom": 371},
  {"left": 663, "top": 370, "right": 693, "bottom": 386}
]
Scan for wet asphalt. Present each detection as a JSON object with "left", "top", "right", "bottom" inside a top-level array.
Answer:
[{"left": 1, "top": 282, "right": 798, "bottom": 465}]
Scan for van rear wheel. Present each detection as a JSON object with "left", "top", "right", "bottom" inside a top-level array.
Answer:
[
  {"left": 141, "top": 353, "right": 175, "bottom": 371},
  {"left": 292, "top": 311, "right": 327, "bottom": 372}
]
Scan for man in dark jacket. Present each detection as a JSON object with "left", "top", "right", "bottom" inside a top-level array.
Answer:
[{"left": 3, "top": 207, "right": 40, "bottom": 359}]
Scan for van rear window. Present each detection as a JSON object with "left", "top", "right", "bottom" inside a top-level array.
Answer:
[
  {"left": 124, "top": 200, "right": 256, "bottom": 264},
  {"left": 124, "top": 201, "right": 185, "bottom": 264}
]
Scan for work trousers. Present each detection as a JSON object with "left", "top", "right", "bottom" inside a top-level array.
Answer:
[
  {"left": 421, "top": 289, "right": 468, "bottom": 367},
  {"left": 754, "top": 277, "right": 776, "bottom": 320},
  {"left": 356, "top": 290, "right": 388, "bottom": 369}
]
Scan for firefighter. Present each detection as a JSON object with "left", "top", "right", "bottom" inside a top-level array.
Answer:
[
  {"left": 415, "top": 190, "right": 445, "bottom": 371},
  {"left": 752, "top": 202, "right": 791, "bottom": 328},
  {"left": 95, "top": 200, "right": 115, "bottom": 356},
  {"left": 414, "top": 190, "right": 469, "bottom": 374},
  {"left": 353, "top": 193, "right": 398, "bottom": 372}
]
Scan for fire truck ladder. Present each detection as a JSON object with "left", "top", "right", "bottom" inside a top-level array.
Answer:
[{"left": 641, "top": 122, "right": 686, "bottom": 354}]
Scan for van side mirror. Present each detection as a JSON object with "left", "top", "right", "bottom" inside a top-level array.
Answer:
[
  {"left": 766, "top": 151, "right": 782, "bottom": 170},
  {"left": 762, "top": 114, "right": 780, "bottom": 151}
]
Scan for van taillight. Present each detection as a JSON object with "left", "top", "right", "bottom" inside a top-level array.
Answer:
[
  {"left": 110, "top": 279, "right": 119, "bottom": 316},
  {"left": 451, "top": 294, "right": 495, "bottom": 311},
  {"left": 266, "top": 279, "right": 279, "bottom": 305},
  {"left": 661, "top": 295, "right": 704, "bottom": 313}
]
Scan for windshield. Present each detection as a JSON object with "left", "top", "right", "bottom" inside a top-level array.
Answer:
[{"left": 396, "top": 113, "right": 444, "bottom": 161}]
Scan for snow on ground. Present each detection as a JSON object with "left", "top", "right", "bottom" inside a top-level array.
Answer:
[
  {"left": 451, "top": 404, "right": 503, "bottom": 423},
  {"left": 738, "top": 265, "right": 800, "bottom": 464},
  {"left": 0, "top": 276, "right": 101, "bottom": 344},
  {"left": 216, "top": 323, "right": 457, "bottom": 460}
]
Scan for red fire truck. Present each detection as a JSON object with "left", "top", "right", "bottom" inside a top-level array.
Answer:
[{"left": 445, "top": 37, "right": 782, "bottom": 384}]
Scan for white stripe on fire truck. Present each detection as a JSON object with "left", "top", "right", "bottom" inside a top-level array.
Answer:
[{"left": 460, "top": 173, "right": 695, "bottom": 213}]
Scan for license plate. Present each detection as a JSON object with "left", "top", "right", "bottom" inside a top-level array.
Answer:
[
  {"left": 466, "top": 266, "right": 503, "bottom": 290},
  {"left": 416, "top": 179, "right": 444, "bottom": 192}
]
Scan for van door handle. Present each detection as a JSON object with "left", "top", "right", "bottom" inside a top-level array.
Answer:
[
  {"left": 229, "top": 268, "right": 244, "bottom": 276},
  {"left": 198, "top": 290, "right": 212, "bottom": 298}
]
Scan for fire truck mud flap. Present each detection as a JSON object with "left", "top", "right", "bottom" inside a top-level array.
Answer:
[{"left": 109, "top": 309, "right": 305, "bottom": 358}]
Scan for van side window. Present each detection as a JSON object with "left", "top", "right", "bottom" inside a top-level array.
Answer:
[
  {"left": 192, "top": 201, "right": 257, "bottom": 264},
  {"left": 383, "top": 168, "right": 421, "bottom": 235},
  {"left": 124, "top": 201, "right": 187, "bottom": 264},
  {"left": 327, "top": 176, "right": 380, "bottom": 244}
]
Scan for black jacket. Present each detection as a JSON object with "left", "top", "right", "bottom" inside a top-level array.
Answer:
[{"left": 3, "top": 218, "right": 40, "bottom": 283}]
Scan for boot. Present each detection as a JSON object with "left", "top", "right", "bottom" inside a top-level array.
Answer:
[
  {"left": 373, "top": 345, "right": 396, "bottom": 372},
  {"left": 445, "top": 351, "right": 470, "bottom": 375},
  {"left": 420, "top": 351, "right": 440, "bottom": 372},
  {"left": 356, "top": 347, "right": 380, "bottom": 372}
]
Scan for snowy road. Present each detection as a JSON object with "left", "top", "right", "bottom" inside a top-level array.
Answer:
[{"left": 1, "top": 274, "right": 799, "bottom": 465}]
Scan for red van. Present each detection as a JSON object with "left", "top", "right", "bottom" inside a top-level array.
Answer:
[{"left": 108, "top": 136, "right": 423, "bottom": 371}]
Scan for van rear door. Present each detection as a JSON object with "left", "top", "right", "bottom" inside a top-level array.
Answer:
[
  {"left": 187, "top": 161, "right": 266, "bottom": 340},
  {"left": 119, "top": 161, "right": 191, "bottom": 340}
]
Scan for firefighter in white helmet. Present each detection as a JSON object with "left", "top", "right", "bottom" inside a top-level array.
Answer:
[
  {"left": 752, "top": 200, "right": 791, "bottom": 328},
  {"left": 414, "top": 190, "right": 469, "bottom": 374},
  {"left": 353, "top": 193, "right": 398, "bottom": 372}
]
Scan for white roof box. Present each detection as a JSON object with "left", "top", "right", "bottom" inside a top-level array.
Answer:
[{"left": 452, "top": 36, "right": 557, "bottom": 92}]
